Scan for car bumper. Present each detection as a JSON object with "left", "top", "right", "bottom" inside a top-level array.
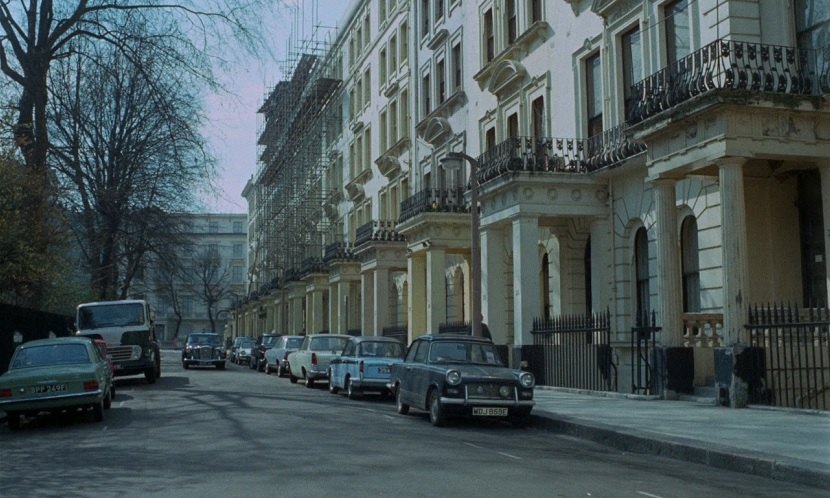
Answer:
[
  {"left": 0, "top": 389, "right": 105, "bottom": 412},
  {"left": 440, "top": 397, "right": 535, "bottom": 409},
  {"left": 184, "top": 359, "right": 225, "bottom": 366},
  {"left": 306, "top": 368, "right": 329, "bottom": 380},
  {"left": 351, "top": 378, "right": 390, "bottom": 391}
]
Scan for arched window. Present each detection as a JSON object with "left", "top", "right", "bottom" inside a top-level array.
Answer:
[
  {"left": 681, "top": 216, "right": 701, "bottom": 312},
  {"left": 635, "top": 227, "right": 650, "bottom": 322}
]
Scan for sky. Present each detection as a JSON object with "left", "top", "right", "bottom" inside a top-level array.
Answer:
[{"left": 200, "top": 1, "right": 352, "bottom": 214}]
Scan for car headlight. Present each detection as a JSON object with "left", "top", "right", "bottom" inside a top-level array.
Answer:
[
  {"left": 499, "top": 385, "right": 512, "bottom": 398},
  {"left": 446, "top": 370, "right": 462, "bottom": 386},
  {"left": 519, "top": 372, "right": 535, "bottom": 388}
]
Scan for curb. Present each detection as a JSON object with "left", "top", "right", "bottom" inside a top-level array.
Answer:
[{"left": 530, "top": 411, "right": 830, "bottom": 490}]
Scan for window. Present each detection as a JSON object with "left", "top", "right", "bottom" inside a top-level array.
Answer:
[
  {"left": 451, "top": 42, "right": 462, "bottom": 90},
  {"left": 507, "top": 113, "right": 519, "bottom": 139},
  {"left": 506, "top": 0, "right": 517, "bottom": 44},
  {"left": 484, "top": 9, "right": 495, "bottom": 63},
  {"left": 622, "top": 26, "right": 642, "bottom": 120},
  {"left": 182, "top": 296, "right": 193, "bottom": 317},
  {"left": 363, "top": 68, "right": 371, "bottom": 106},
  {"left": 233, "top": 243, "right": 243, "bottom": 257},
  {"left": 380, "top": 48, "right": 387, "bottom": 84},
  {"left": 681, "top": 216, "right": 701, "bottom": 312},
  {"left": 530, "top": 0, "right": 542, "bottom": 23},
  {"left": 379, "top": 0, "right": 387, "bottom": 23},
  {"left": 380, "top": 109, "right": 388, "bottom": 152},
  {"left": 364, "top": 15, "right": 370, "bottom": 47},
  {"left": 420, "top": 0, "right": 430, "bottom": 38},
  {"left": 349, "top": 88, "right": 356, "bottom": 120},
  {"left": 400, "top": 89, "right": 409, "bottom": 138},
  {"left": 233, "top": 221, "right": 244, "bottom": 233},
  {"left": 400, "top": 21, "right": 409, "bottom": 64},
  {"left": 422, "top": 73, "right": 431, "bottom": 117},
  {"left": 485, "top": 127, "right": 496, "bottom": 150},
  {"left": 390, "top": 99, "right": 398, "bottom": 143},
  {"left": 586, "top": 52, "right": 602, "bottom": 137},
  {"left": 634, "top": 227, "right": 650, "bottom": 322},
  {"left": 208, "top": 221, "right": 219, "bottom": 233},
  {"left": 390, "top": 35, "right": 398, "bottom": 77},
  {"left": 363, "top": 128, "right": 371, "bottom": 172},
  {"left": 233, "top": 266, "right": 243, "bottom": 281},
  {"left": 437, "top": 58, "right": 446, "bottom": 104},
  {"left": 435, "top": 0, "right": 444, "bottom": 22},
  {"left": 531, "top": 96, "right": 544, "bottom": 138},
  {"left": 664, "top": 0, "right": 690, "bottom": 65},
  {"left": 357, "top": 79, "right": 363, "bottom": 111}
]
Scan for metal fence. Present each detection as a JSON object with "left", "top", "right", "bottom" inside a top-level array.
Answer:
[
  {"left": 631, "top": 310, "right": 661, "bottom": 395},
  {"left": 530, "top": 310, "right": 616, "bottom": 392},
  {"left": 0, "top": 304, "right": 73, "bottom": 374},
  {"left": 746, "top": 304, "right": 830, "bottom": 410}
]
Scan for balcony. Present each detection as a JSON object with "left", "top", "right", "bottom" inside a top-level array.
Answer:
[
  {"left": 398, "top": 188, "right": 466, "bottom": 224},
  {"left": 299, "top": 257, "right": 326, "bottom": 278},
  {"left": 627, "top": 39, "right": 830, "bottom": 126},
  {"left": 354, "top": 220, "right": 406, "bottom": 247},
  {"left": 476, "top": 130, "right": 645, "bottom": 186},
  {"left": 323, "top": 242, "right": 356, "bottom": 263}
]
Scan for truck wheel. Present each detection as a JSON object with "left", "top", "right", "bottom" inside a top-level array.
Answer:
[{"left": 145, "top": 366, "right": 157, "bottom": 384}]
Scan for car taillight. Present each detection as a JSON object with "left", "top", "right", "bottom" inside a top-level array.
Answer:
[
  {"left": 311, "top": 353, "right": 318, "bottom": 365},
  {"left": 83, "top": 380, "right": 99, "bottom": 391},
  {"left": 0, "top": 388, "right": 11, "bottom": 398}
]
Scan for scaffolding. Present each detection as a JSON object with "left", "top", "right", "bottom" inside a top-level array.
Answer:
[{"left": 251, "top": 11, "right": 343, "bottom": 294}]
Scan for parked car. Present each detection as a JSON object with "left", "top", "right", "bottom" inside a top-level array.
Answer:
[
  {"left": 250, "top": 334, "right": 280, "bottom": 372},
  {"left": 329, "top": 336, "right": 405, "bottom": 399},
  {"left": 234, "top": 338, "right": 256, "bottom": 365},
  {"left": 287, "top": 334, "right": 351, "bottom": 387},
  {"left": 228, "top": 337, "right": 246, "bottom": 363},
  {"left": 181, "top": 333, "right": 226, "bottom": 370},
  {"left": 389, "top": 335, "right": 535, "bottom": 427},
  {"left": 263, "top": 335, "right": 304, "bottom": 376},
  {"left": 93, "top": 338, "right": 115, "bottom": 400},
  {"left": 0, "top": 337, "right": 114, "bottom": 430}
]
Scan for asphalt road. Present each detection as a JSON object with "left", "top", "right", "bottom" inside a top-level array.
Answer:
[{"left": 0, "top": 350, "right": 824, "bottom": 498}]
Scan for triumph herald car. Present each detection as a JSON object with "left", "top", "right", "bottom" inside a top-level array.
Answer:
[
  {"left": 328, "top": 336, "right": 405, "bottom": 399},
  {"left": 389, "top": 334, "right": 535, "bottom": 427},
  {"left": 181, "top": 333, "right": 226, "bottom": 369},
  {"left": 263, "top": 335, "right": 304, "bottom": 376},
  {"left": 0, "top": 337, "right": 114, "bottom": 430},
  {"left": 287, "top": 334, "right": 351, "bottom": 387}
]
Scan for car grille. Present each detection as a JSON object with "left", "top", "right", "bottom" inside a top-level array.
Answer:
[
  {"left": 197, "top": 347, "right": 214, "bottom": 359},
  {"left": 109, "top": 345, "right": 140, "bottom": 362},
  {"left": 465, "top": 383, "right": 514, "bottom": 400}
]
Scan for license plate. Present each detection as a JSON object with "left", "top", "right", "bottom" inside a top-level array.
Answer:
[
  {"left": 472, "top": 407, "right": 508, "bottom": 416},
  {"left": 31, "top": 384, "right": 66, "bottom": 394},
  {"left": 378, "top": 367, "right": 390, "bottom": 374}
]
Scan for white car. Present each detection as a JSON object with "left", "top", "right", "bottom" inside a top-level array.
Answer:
[
  {"left": 287, "top": 334, "right": 351, "bottom": 387},
  {"left": 234, "top": 338, "right": 255, "bottom": 365},
  {"left": 263, "top": 335, "right": 304, "bottom": 376}
]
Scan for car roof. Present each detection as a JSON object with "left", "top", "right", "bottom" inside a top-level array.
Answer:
[
  {"left": 18, "top": 337, "right": 93, "bottom": 348},
  {"left": 309, "top": 334, "right": 352, "bottom": 339},
  {"left": 414, "top": 334, "right": 494, "bottom": 344},
  {"left": 77, "top": 299, "right": 146, "bottom": 308},
  {"left": 348, "top": 336, "right": 403, "bottom": 344}
]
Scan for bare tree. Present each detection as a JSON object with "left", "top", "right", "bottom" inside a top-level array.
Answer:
[
  {"left": 48, "top": 34, "right": 209, "bottom": 299},
  {"left": 152, "top": 252, "right": 185, "bottom": 342},
  {"left": 190, "top": 245, "right": 231, "bottom": 334}
]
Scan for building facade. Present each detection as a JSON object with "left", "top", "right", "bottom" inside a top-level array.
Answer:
[{"left": 241, "top": 0, "right": 830, "bottom": 406}]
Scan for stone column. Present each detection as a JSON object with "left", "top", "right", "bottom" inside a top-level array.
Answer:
[
  {"left": 426, "top": 248, "right": 447, "bottom": 335},
  {"left": 820, "top": 164, "right": 830, "bottom": 304},
  {"left": 590, "top": 218, "right": 613, "bottom": 313},
  {"left": 512, "top": 216, "right": 540, "bottom": 348},
  {"left": 408, "top": 253, "right": 426, "bottom": 341},
  {"left": 374, "top": 267, "right": 390, "bottom": 338},
  {"left": 482, "top": 225, "right": 508, "bottom": 344},
  {"left": 309, "top": 288, "right": 325, "bottom": 335},
  {"left": 653, "top": 178, "right": 683, "bottom": 347},
  {"left": 361, "top": 270, "right": 374, "bottom": 335},
  {"left": 289, "top": 289, "right": 304, "bottom": 335},
  {"left": 718, "top": 158, "right": 750, "bottom": 346},
  {"left": 327, "top": 285, "right": 336, "bottom": 333}
]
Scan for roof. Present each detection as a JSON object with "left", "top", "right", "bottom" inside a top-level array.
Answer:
[
  {"left": 414, "top": 334, "right": 494, "bottom": 344},
  {"left": 348, "top": 336, "right": 404, "bottom": 344},
  {"left": 77, "top": 299, "right": 146, "bottom": 308},
  {"left": 18, "top": 337, "right": 93, "bottom": 348}
]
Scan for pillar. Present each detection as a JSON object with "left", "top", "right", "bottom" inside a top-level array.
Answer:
[
  {"left": 361, "top": 270, "right": 374, "bottom": 335},
  {"left": 653, "top": 178, "right": 683, "bottom": 347},
  {"left": 426, "top": 248, "right": 447, "bottom": 335},
  {"left": 309, "top": 289, "right": 324, "bottom": 334},
  {"left": 512, "top": 216, "right": 540, "bottom": 348},
  {"left": 374, "top": 267, "right": 390, "bottom": 337},
  {"left": 820, "top": 164, "right": 830, "bottom": 304},
  {"left": 482, "top": 225, "right": 508, "bottom": 344},
  {"left": 718, "top": 158, "right": 750, "bottom": 345},
  {"left": 408, "top": 253, "right": 426, "bottom": 341}
]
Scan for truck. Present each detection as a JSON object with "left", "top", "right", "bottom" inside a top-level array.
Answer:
[{"left": 75, "top": 299, "right": 161, "bottom": 384}]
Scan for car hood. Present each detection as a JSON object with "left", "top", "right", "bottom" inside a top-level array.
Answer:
[{"left": 442, "top": 364, "right": 519, "bottom": 381}]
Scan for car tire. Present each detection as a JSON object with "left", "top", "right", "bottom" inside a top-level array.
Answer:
[
  {"left": 396, "top": 386, "right": 410, "bottom": 415},
  {"left": 278, "top": 366, "right": 286, "bottom": 378},
  {"left": 304, "top": 374, "right": 315, "bottom": 388},
  {"left": 92, "top": 400, "right": 104, "bottom": 422},
  {"left": 346, "top": 378, "right": 359, "bottom": 400},
  {"left": 428, "top": 389, "right": 446, "bottom": 427},
  {"left": 264, "top": 363, "right": 271, "bottom": 375},
  {"left": 110, "top": 384, "right": 116, "bottom": 401},
  {"left": 216, "top": 362, "right": 226, "bottom": 370},
  {"left": 103, "top": 390, "right": 112, "bottom": 410},
  {"left": 7, "top": 412, "right": 21, "bottom": 431},
  {"left": 289, "top": 368, "right": 298, "bottom": 384},
  {"left": 328, "top": 377, "right": 339, "bottom": 394},
  {"left": 182, "top": 362, "right": 189, "bottom": 369},
  {"left": 145, "top": 366, "right": 157, "bottom": 384}
]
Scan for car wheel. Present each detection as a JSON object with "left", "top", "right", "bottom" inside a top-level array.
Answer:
[
  {"left": 346, "top": 378, "right": 359, "bottom": 400},
  {"left": 304, "top": 374, "right": 315, "bottom": 388},
  {"left": 328, "top": 372, "right": 339, "bottom": 394},
  {"left": 103, "top": 390, "right": 112, "bottom": 410},
  {"left": 182, "top": 362, "right": 189, "bottom": 369},
  {"left": 289, "top": 368, "right": 298, "bottom": 384},
  {"left": 265, "top": 363, "right": 271, "bottom": 375},
  {"left": 110, "top": 384, "right": 116, "bottom": 400},
  {"left": 258, "top": 359, "right": 265, "bottom": 372},
  {"left": 145, "top": 366, "right": 157, "bottom": 384},
  {"left": 395, "top": 386, "right": 410, "bottom": 415},
  {"left": 7, "top": 412, "right": 21, "bottom": 431},
  {"left": 216, "top": 362, "right": 226, "bottom": 370},
  {"left": 92, "top": 400, "right": 104, "bottom": 422},
  {"left": 428, "top": 389, "right": 445, "bottom": 427}
]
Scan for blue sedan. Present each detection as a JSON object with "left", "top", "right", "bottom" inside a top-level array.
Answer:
[{"left": 328, "top": 336, "right": 405, "bottom": 399}]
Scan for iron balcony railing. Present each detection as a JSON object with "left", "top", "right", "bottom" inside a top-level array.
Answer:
[
  {"left": 323, "top": 241, "right": 355, "bottom": 263},
  {"left": 628, "top": 39, "right": 830, "bottom": 125},
  {"left": 354, "top": 220, "right": 406, "bottom": 247},
  {"left": 299, "top": 257, "right": 326, "bottom": 277},
  {"left": 476, "top": 129, "right": 646, "bottom": 184},
  {"left": 399, "top": 187, "right": 466, "bottom": 224}
]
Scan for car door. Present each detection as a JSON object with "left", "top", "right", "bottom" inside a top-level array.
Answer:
[
  {"left": 399, "top": 340, "right": 426, "bottom": 406},
  {"left": 291, "top": 336, "right": 310, "bottom": 375}
]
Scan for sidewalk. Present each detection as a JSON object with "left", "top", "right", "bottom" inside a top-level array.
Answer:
[{"left": 531, "top": 387, "right": 830, "bottom": 489}]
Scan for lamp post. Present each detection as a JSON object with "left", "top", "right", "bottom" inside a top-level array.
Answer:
[{"left": 440, "top": 151, "right": 482, "bottom": 338}]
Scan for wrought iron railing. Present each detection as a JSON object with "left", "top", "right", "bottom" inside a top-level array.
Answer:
[
  {"left": 382, "top": 325, "right": 408, "bottom": 343},
  {"left": 299, "top": 257, "right": 326, "bottom": 277},
  {"left": 354, "top": 220, "right": 406, "bottom": 247},
  {"left": 323, "top": 241, "right": 355, "bottom": 263},
  {"left": 631, "top": 310, "right": 661, "bottom": 395},
  {"left": 628, "top": 39, "right": 830, "bottom": 125},
  {"left": 399, "top": 187, "right": 466, "bottom": 224}
]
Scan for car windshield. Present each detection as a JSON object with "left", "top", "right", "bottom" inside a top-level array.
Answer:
[
  {"left": 285, "top": 338, "right": 303, "bottom": 349},
  {"left": 427, "top": 341, "right": 502, "bottom": 366},
  {"left": 263, "top": 336, "right": 278, "bottom": 347},
  {"left": 357, "top": 341, "right": 404, "bottom": 358},
  {"left": 239, "top": 340, "right": 255, "bottom": 348},
  {"left": 12, "top": 344, "right": 91, "bottom": 369},
  {"left": 188, "top": 334, "right": 221, "bottom": 346},
  {"left": 77, "top": 303, "right": 144, "bottom": 328},
  {"left": 309, "top": 336, "right": 349, "bottom": 352}
]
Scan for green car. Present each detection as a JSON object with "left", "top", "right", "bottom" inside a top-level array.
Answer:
[{"left": 0, "top": 337, "right": 114, "bottom": 430}]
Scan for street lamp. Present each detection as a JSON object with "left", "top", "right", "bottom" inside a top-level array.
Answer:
[{"left": 440, "top": 151, "right": 482, "bottom": 338}]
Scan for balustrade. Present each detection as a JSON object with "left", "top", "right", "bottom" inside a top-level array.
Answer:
[{"left": 681, "top": 313, "right": 723, "bottom": 348}]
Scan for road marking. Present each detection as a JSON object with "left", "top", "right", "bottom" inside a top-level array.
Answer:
[
  {"left": 637, "top": 492, "right": 663, "bottom": 498},
  {"left": 497, "top": 451, "right": 521, "bottom": 460},
  {"left": 463, "top": 442, "right": 484, "bottom": 449}
]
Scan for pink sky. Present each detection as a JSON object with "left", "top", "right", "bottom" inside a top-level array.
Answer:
[{"left": 200, "top": 1, "right": 351, "bottom": 214}]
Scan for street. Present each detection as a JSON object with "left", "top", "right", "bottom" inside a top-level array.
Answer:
[{"left": 0, "top": 350, "right": 823, "bottom": 498}]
